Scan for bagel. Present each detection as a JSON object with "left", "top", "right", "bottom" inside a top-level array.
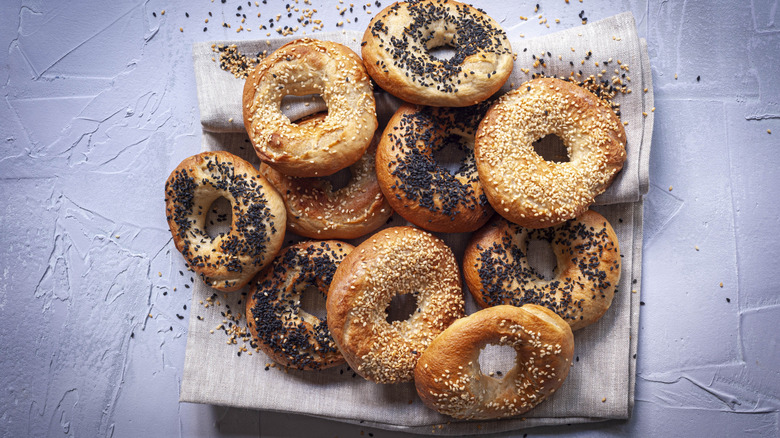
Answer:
[
  {"left": 243, "top": 38, "right": 378, "bottom": 177},
  {"left": 414, "top": 304, "right": 574, "bottom": 419},
  {"left": 327, "top": 226, "right": 465, "bottom": 383},
  {"left": 475, "top": 77, "right": 627, "bottom": 228},
  {"left": 246, "top": 240, "right": 353, "bottom": 370},
  {"left": 362, "top": 0, "right": 513, "bottom": 107},
  {"left": 164, "top": 151, "right": 286, "bottom": 292},
  {"left": 260, "top": 113, "right": 393, "bottom": 239},
  {"left": 463, "top": 211, "right": 620, "bottom": 331},
  {"left": 376, "top": 101, "right": 494, "bottom": 233}
]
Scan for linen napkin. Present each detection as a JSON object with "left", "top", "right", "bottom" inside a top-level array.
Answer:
[{"left": 180, "top": 11, "right": 653, "bottom": 435}]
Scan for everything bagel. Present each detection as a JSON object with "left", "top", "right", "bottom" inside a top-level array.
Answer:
[
  {"left": 463, "top": 211, "right": 621, "bottom": 331},
  {"left": 164, "top": 151, "right": 286, "bottom": 292},
  {"left": 362, "top": 0, "right": 513, "bottom": 107},
  {"left": 376, "top": 101, "right": 494, "bottom": 233},
  {"left": 246, "top": 240, "right": 353, "bottom": 370}
]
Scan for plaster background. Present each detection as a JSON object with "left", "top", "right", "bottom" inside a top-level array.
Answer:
[{"left": 0, "top": 0, "right": 777, "bottom": 437}]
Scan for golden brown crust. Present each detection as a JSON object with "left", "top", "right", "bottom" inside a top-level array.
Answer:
[
  {"left": 362, "top": 0, "right": 513, "bottom": 107},
  {"left": 246, "top": 240, "right": 354, "bottom": 370},
  {"left": 475, "top": 77, "right": 627, "bottom": 228},
  {"left": 260, "top": 114, "right": 393, "bottom": 239},
  {"left": 414, "top": 304, "right": 574, "bottom": 419},
  {"left": 327, "top": 226, "right": 465, "bottom": 383},
  {"left": 463, "top": 210, "right": 620, "bottom": 331},
  {"left": 164, "top": 151, "right": 286, "bottom": 292},
  {"left": 376, "top": 102, "right": 494, "bottom": 233},
  {"left": 243, "top": 39, "right": 378, "bottom": 177}
]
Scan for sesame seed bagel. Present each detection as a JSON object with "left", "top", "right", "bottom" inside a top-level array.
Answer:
[
  {"left": 260, "top": 113, "right": 393, "bottom": 239},
  {"left": 362, "top": 0, "right": 513, "bottom": 107},
  {"left": 246, "top": 241, "right": 353, "bottom": 370},
  {"left": 463, "top": 211, "right": 620, "bottom": 331},
  {"left": 414, "top": 304, "right": 574, "bottom": 420},
  {"left": 475, "top": 77, "right": 627, "bottom": 229},
  {"left": 376, "top": 102, "right": 494, "bottom": 233},
  {"left": 327, "top": 226, "right": 465, "bottom": 383},
  {"left": 164, "top": 151, "right": 286, "bottom": 292},
  {"left": 243, "top": 38, "right": 378, "bottom": 177}
]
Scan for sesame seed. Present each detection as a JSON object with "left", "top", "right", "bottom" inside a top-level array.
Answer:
[
  {"left": 328, "top": 227, "right": 465, "bottom": 383},
  {"left": 474, "top": 77, "right": 627, "bottom": 229}
]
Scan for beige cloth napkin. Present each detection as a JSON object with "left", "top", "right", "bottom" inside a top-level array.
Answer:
[{"left": 180, "top": 11, "right": 653, "bottom": 435}]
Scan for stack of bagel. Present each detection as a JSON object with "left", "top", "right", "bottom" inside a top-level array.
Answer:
[{"left": 166, "top": 0, "right": 627, "bottom": 421}]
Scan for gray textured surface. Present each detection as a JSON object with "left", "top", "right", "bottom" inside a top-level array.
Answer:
[{"left": 1, "top": 1, "right": 778, "bottom": 437}]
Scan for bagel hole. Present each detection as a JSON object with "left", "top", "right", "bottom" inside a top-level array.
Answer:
[
  {"left": 204, "top": 196, "right": 232, "bottom": 239},
  {"left": 527, "top": 238, "right": 557, "bottom": 280},
  {"left": 478, "top": 344, "right": 517, "bottom": 379},
  {"left": 533, "top": 134, "right": 570, "bottom": 163},
  {"left": 427, "top": 45, "right": 457, "bottom": 62},
  {"left": 432, "top": 138, "right": 471, "bottom": 176},
  {"left": 299, "top": 285, "right": 327, "bottom": 320},
  {"left": 280, "top": 94, "right": 327, "bottom": 124},
  {"left": 385, "top": 293, "right": 417, "bottom": 324},
  {"left": 320, "top": 165, "right": 352, "bottom": 191}
]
